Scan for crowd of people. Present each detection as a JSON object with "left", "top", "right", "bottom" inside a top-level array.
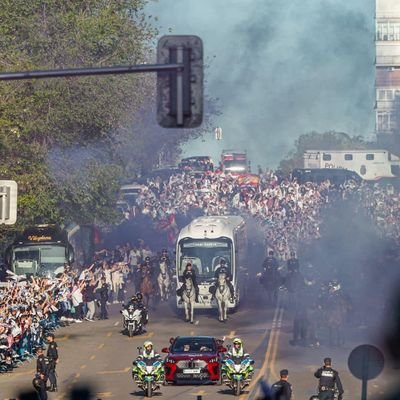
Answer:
[
  {"left": 2, "top": 165, "right": 400, "bottom": 382},
  {"left": 122, "top": 168, "right": 400, "bottom": 257},
  {"left": 0, "top": 242, "right": 164, "bottom": 374}
]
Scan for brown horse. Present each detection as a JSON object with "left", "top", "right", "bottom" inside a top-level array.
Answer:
[{"left": 140, "top": 267, "right": 156, "bottom": 308}]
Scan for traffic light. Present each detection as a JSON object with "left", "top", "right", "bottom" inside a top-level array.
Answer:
[
  {"left": 157, "top": 35, "right": 203, "bottom": 128},
  {"left": 0, "top": 180, "right": 17, "bottom": 224}
]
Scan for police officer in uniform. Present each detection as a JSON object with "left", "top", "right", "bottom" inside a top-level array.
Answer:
[
  {"left": 33, "top": 372, "right": 48, "bottom": 400},
  {"left": 314, "top": 358, "right": 344, "bottom": 400},
  {"left": 287, "top": 251, "right": 299, "bottom": 273},
  {"left": 211, "top": 263, "right": 235, "bottom": 300},
  {"left": 97, "top": 277, "right": 109, "bottom": 319},
  {"left": 46, "top": 333, "right": 59, "bottom": 392},
  {"left": 271, "top": 369, "right": 292, "bottom": 399},
  {"left": 262, "top": 250, "right": 279, "bottom": 271},
  {"left": 36, "top": 347, "right": 49, "bottom": 378}
]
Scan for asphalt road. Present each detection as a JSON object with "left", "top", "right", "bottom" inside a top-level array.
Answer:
[{"left": 1, "top": 287, "right": 398, "bottom": 400}]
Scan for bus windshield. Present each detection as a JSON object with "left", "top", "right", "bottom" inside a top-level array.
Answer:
[
  {"left": 12, "top": 245, "right": 67, "bottom": 276},
  {"left": 177, "top": 238, "right": 233, "bottom": 280}
]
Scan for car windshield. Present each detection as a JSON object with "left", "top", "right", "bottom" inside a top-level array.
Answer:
[{"left": 171, "top": 337, "right": 216, "bottom": 353}]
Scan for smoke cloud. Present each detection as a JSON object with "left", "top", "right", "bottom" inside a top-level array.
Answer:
[{"left": 147, "top": 0, "right": 375, "bottom": 167}]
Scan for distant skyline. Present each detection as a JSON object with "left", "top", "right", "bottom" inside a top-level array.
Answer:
[{"left": 147, "top": 0, "right": 375, "bottom": 168}]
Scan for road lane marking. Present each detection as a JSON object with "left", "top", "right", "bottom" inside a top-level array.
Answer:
[
  {"left": 127, "top": 331, "right": 154, "bottom": 340},
  {"left": 98, "top": 343, "right": 105, "bottom": 349},
  {"left": 96, "top": 392, "right": 113, "bottom": 398},
  {"left": 80, "top": 364, "right": 87, "bottom": 370},
  {"left": 191, "top": 389, "right": 207, "bottom": 396},
  {"left": 97, "top": 367, "right": 131, "bottom": 375},
  {"left": 190, "top": 331, "right": 195, "bottom": 336},
  {"left": 114, "top": 321, "right": 119, "bottom": 326},
  {"left": 74, "top": 373, "right": 80, "bottom": 378},
  {"left": 227, "top": 330, "right": 236, "bottom": 339},
  {"left": 90, "top": 355, "right": 96, "bottom": 360},
  {"left": 107, "top": 332, "right": 113, "bottom": 337},
  {"left": 57, "top": 335, "right": 70, "bottom": 342},
  {"left": 269, "top": 306, "right": 284, "bottom": 381},
  {"left": 242, "top": 296, "right": 284, "bottom": 400}
]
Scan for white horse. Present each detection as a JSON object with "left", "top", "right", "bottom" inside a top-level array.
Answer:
[
  {"left": 181, "top": 277, "right": 196, "bottom": 324},
  {"left": 157, "top": 262, "right": 171, "bottom": 301},
  {"left": 215, "top": 273, "right": 231, "bottom": 322}
]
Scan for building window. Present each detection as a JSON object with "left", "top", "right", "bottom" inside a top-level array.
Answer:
[
  {"left": 366, "top": 154, "right": 374, "bottom": 161},
  {"left": 344, "top": 154, "right": 353, "bottom": 161},
  {"left": 322, "top": 153, "right": 331, "bottom": 161},
  {"left": 377, "top": 21, "right": 400, "bottom": 41}
]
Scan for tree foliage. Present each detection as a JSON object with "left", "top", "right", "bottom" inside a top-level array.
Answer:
[
  {"left": 0, "top": 0, "right": 157, "bottom": 237},
  {"left": 278, "top": 130, "right": 373, "bottom": 174}
]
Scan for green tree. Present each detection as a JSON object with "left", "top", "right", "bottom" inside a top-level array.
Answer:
[
  {"left": 0, "top": 0, "right": 157, "bottom": 236},
  {"left": 278, "top": 130, "right": 372, "bottom": 174}
]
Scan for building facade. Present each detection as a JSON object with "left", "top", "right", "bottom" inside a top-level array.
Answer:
[{"left": 376, "top": 0, "right": 400, "bottom": 141}]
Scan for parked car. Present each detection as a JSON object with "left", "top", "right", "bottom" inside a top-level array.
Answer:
[{"left": 162, "top": 336, "right": 226, "bottom": 384}]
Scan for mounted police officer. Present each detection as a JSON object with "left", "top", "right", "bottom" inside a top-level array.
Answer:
[
  {"left": 45, "top": 333, "right": 58, "bottom": 392},
  {"left": 210, "top": 260, "right": 235, "bottom": 300},
  {"left": 263, "top": 250, "right": 279, "bottom": 271},
  {"left": 314, "top": 358, "right": 344, "bottom": 400},
  {"left": 176, "top": 262, "right": 199, "bottom": 303},
  {"left": 271, "top": 369, "right": 292, "bottom": 400}
]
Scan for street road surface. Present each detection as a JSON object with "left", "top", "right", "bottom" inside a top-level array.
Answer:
[{"left": 1, "top": 288, "right": 398, "bottom": 400}]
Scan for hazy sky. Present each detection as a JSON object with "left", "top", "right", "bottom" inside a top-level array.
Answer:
[{"left": 146, "top": 0, "right": 375, "bottom": 168}]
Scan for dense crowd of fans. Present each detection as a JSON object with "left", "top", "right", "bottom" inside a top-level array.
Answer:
[
  {"left": 0, "top": 244, "right": 158, "bottom": 373},
  {"left": 2, "top": 166, "right": 400, "bottom": 373},
  {"left": 124, "top": 169, "right": 400, "bottom": 257}
]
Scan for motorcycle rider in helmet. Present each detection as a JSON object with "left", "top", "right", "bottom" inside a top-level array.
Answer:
[
  {"left": 227, "top": 338, "right": 246, "bottom": 360},
  {"left": 138, "top": 341, "right": 161, "bottom": 362}
]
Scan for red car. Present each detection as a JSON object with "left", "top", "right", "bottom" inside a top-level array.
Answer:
[{"left": 162, "top": 336, "right": 226, "bottom": 384}]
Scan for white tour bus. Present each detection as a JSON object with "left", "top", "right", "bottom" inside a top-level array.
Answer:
[{"left": 175, "top": 215, "right": 248, "bottom": 310}]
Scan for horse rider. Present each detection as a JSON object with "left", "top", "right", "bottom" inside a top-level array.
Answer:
[
  {"left": 176, "top": 262, "right": 199, "bottom": 303},
  {"left": 262, "top": 250, "right": 279, "bottom": 272},
  {"left": 211, "top": 262, "right": 235, "bottom": 300},
  {"left": 138, "top": 341, "right": 161, "bottom": 363},
  {"left": 314, "top": 357, "right": 344, "bottom": 400},
  {"left": 161, "top": 248, "right": 173, "bottom": 269},
  {"left": 260, "top": 250, "right": 281, "bottom": 302},
  {"left": 287, "top": 251, "right": 300, "bottom": 273}
]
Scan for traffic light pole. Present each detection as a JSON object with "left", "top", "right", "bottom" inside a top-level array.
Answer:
[{"left": 0, "top": 63, "right": 183, "bottom": 80}]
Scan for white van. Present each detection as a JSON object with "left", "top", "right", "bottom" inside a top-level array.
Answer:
[{"left": 303, "top": 150, "right": 400, "bottom": 180}]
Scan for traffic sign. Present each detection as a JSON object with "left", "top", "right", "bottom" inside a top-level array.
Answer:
[
  {"left": 0, "top": 180, "right": 17, "bottom": 225},
  {"left": 348, "top": 344, "right": 385, "bottom": 400}
]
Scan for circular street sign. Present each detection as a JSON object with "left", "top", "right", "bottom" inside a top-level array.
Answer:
[{"left": 348, "top": 344, "right": 384, "bottom": 380}]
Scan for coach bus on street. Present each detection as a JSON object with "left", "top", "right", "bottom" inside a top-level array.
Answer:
[{"left": 175, "top": 215, "right": 248, "bottom": 310}]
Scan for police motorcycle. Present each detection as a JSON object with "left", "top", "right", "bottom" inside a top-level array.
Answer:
[
  {"left": 131, "top": 342, "right": 164, "bottom": 398},
  {"left": 221, "top": 345, "right": 254, "bottom": 396},
  {"left": 120, "top": 294, "right": 148, "bottom": 337}
]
